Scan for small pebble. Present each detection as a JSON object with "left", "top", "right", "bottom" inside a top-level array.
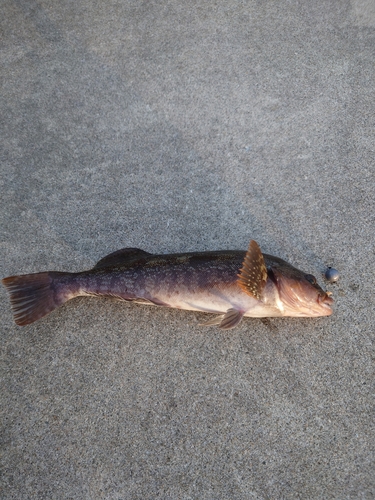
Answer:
[{"left": 325, "top": 267, "right": 340, "bottom": 283}]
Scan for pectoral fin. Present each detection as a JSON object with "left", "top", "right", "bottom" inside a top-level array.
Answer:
[
  {"left": 200, "top": 308, "right": 244, "bottom": 329},
  {"left": 219, "top": 308, "right": 244, "bottom": 329},
  {"left": 200, "top": 314, "right": 225, "bottom": 327},
  {"left": 237, "top": 240, "right": 267, "bottom": 300}
]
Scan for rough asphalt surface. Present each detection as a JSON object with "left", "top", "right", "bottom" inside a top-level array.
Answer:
[{"left": 1, "top": 1, "right": 374, "bottom": 498}]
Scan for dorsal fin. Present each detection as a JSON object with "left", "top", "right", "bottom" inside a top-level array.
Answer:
[
  {"left": 237, "top": 240, "right": 267, "bottom": 300},
  {"left": 93, "top": 248, "right": 151, "bottom": 269}
]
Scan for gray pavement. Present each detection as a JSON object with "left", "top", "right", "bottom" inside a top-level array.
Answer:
[{"left": 1, "top": 1, "right": 374, "bottom": 498}]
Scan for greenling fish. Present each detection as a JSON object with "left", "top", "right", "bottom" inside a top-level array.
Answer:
[{"left": 2, "top": 240, "right": 333, "bottom": 329}]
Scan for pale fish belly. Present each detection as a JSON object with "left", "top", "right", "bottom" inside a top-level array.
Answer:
[{"left": 139, "top": 282, "right": 284, "bottom": 318}]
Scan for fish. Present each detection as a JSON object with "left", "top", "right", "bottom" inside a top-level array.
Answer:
[{"left": 2, "top": 240, "right": 333, "bottom": 329}]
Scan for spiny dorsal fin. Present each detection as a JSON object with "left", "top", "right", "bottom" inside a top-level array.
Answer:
[
  {"left": 93, "top": 248, "right": 151, "bottom": 269},
  {"left": 237, "top": 240, "right": 267, "bottom": 300}
]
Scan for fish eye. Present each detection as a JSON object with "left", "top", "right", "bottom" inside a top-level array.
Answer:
[{"left": 305, "top": 274, "right": 317, "bottom": 285}]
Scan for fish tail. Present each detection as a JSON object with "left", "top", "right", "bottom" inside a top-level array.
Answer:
[{"left": 2, "top": 272, "right": 72, "bottom": 326}]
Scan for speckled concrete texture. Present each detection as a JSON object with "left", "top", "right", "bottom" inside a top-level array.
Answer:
[{"left": 1, "top": 1, "right": 374, "bottom": 498}]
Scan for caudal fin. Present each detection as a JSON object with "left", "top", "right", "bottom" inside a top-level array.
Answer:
[{"left": 2, "top": 272, "right": 66, "bottom": 326}]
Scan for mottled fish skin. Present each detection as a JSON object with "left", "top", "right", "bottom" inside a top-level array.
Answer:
[
  {"left": 2, "top": 242, "right": 334, "bottom": 328},
  {"left": 56, "top": 251, "right": 258, "bottom": 314}
]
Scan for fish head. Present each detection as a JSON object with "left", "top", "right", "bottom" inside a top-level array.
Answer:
[{"left": 266, "top": 256, "right": 334, "bottom": 317}]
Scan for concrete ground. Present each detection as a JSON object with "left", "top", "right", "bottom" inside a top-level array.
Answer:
[{"left": 1, "top": 1, "right": 374, "bottom": 498}]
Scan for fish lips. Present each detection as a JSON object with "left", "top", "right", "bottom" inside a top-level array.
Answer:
[{"left": 317, "top": 293, "right": 334, "bottom": 315}]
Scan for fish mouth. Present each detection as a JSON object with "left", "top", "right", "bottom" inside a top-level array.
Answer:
[
  {"left": 269, "top": 268, "right": 334, "bottom": 317},
  {"left": 279, "top": 286, "right": 334, "bottom": 317},
  {"left": 316, "top": 293, "right": 334, "bottom": 315}
]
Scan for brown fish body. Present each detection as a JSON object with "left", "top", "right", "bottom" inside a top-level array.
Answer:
[{"left": 2, "top": 241, "right": 334, "bottom": 329}]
